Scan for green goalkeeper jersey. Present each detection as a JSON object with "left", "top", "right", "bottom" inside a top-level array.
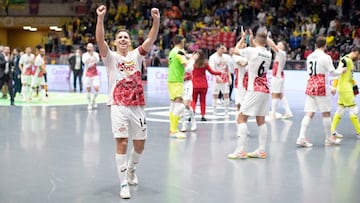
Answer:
[{"left": 168, "top": 47, "right": 187, "bottom": 83}]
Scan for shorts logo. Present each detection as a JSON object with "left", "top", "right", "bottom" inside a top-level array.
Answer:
[{"left": 119, "top": 126, "right": 127, "bottom": 132}]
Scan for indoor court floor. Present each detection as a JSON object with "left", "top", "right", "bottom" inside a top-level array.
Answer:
[{"left": 0, "top": 85, "right": 360, "bottom": 203}]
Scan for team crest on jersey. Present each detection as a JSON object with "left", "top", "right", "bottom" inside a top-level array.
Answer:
[{"left": 117, "top": 60, "right": 136, "bottom": 76}]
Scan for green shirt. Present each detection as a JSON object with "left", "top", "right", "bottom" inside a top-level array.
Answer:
[{"left": 168, "top": 47, "right": 187, "bottom": 82}]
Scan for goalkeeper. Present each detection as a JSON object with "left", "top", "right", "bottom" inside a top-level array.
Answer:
[{"left": 331, "top": 46, "right": 360, "bottom": 139}]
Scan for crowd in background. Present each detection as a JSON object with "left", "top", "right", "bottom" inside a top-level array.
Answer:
[{"left": 40, "top": 0, "right": 360, "bottom": 65}]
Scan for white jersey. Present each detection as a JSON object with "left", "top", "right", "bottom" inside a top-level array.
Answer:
[
  {"left": 33, "top": 54, "right": 44, "bottom": 78},
  {"left": 102, "top": 47, "right": 146, "bottom": 106},
  {"left": 209, "top": 53, "right": 231, "bottom": 83},
  {"left": 239, "top": 46, "right": 272, "bottom": 93},
  {"left": 232, "top": 54, "right": 247, "bottom": 89},
  {"left": 19, "top": 53, "right": 35, "bottom": 75},
  {"left": 272, "top": 50, "right": 286, "bottom": 78},
  {"left": 305, "top": 49, "right": 335, "bottom": 96},
  {"left": 82, "top": 51, "right": 100, "bottom": 77}
]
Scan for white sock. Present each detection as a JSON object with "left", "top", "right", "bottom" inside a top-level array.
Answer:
[
  {"left": 299, "top": 116, "right": 311, "bottom": 139},
  {"left": 115, "top": 153, "right": 128, "bottom": 184},
  {"left": 322, "top": 117, "right": 332, "bottom": 139},
  {"left": 93, "top": 91, "right": 98, "bottom": 103},
  {"left": 87, "top": 92, "right": 91, "bottom": 103},
  {"left": 281, "top": 97, "right": 292, "bottom": 115},
  {"left": 41, "top": 89, "right": 46, "bottom": 99},
  {"left": 224, "top": 98, "right": 230, "bottom": 114},
  {"left": 128, "top": 148, "right": 141, "bottom": 170},
  {"left": 28, "top": 86, "right": 33, "bottom": 99},
  {"left": 271, "top": 98, "right": 279, "bottom": 114},
  {"left": 258, "top": 124, "right": 267, "bottom": 151},
  {"left": 236, "top": 123, "right": 248, "bottom": 152}
]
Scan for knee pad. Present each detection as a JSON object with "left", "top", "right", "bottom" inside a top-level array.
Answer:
[
  {"left": 336, "top": 106, "right": 346, "bottom": 116},
  {"left": 173, "top": 102, "right": 185, "bottom": 116},
  {"left": 349, "top": 106, "right": 358, "bottom": 116}
]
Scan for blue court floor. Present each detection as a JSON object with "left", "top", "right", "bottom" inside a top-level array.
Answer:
[{"left": 0, "top": 83, "right": 360, "bottom": 203}]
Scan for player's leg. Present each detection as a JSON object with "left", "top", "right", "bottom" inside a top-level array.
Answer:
[
  {"left": 92, "top": 76, "right": 100, "bottom": 109},
  {"left": 349, "top": 105, "right": 360, "bottom": 138},
  {"left": 222, "top": 84, "right": 230, "bottom": 118},
  {"left": 111, "top": 106, "right": 131, "bottom": 199},
  {"left": 212, "top": 84, "right": 220, "bottom": 116},
  {"left": 127, "top": 106, "right": 147, "bottom": 186},
  {"left": 228, "top": 112, "right": 249, "bottom": 159},
  {"left": 84, "top": 76, "right": 92, "bottom": 109},
  {"left": 296, "top": 95, "right": 316, "bottom": 147},
  {"left": 168, "top": 82, "right": 186, "bottom": 138}
]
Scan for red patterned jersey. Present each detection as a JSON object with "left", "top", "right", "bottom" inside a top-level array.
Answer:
[
  {"left": 85, "top": 64, "right": 98, "bottom": 77},
  {"left": 305, "top": 49, "right": 335, "bottom": 96},
  {"left": 19, "top": 53, "right": 35, "bottom": 76},
  {"left": 272, "top": 50, "right": 286, "bottom": 78},
  {"left": 209, "top": 53, "right": 231, "bottom": 83},
  {"left": 82, "top": 51, "right": 100, "bottom": 77},
  {"left": 239, "top": 46, "right": 272, "bottom": 93},
  {"left": 102, "top": 47, "right": 147, "bottom": 106}
]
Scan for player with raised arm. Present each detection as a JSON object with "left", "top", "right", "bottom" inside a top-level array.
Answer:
[
  {"left": 267, "top": 37, "right": 293, "bottom": 119},
  {"left": 228, "top": 30, "right": 272, "bottom": 159},
  {"left": 96, "top": 5, "right": 160, "bottom": 199}
]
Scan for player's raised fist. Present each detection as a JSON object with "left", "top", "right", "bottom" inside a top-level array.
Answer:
[
  {"left": 96, "top": 5, "right": 106, "bottom": 16},
  {"left": 151, "top": 8, "right": 160, "bottom": 19}
]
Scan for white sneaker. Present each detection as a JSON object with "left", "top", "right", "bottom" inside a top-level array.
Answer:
[
  {"left": 127, "top": 168, "right": 138, "bottom": 185},
  {"left": 170, "top": 131, "right": 187, "bottom": 139},
  {"left": 332, "top": 131, "right": 343, "bottom": 139},
  {"left": 281, "top": 113, "right": 293, "bottom": 119},
  {"left": 190, "top": 119, "right": 197, "bottom": 131},
  {"left": 296, "top": 138, "right": 313, "bottom": 147},
  {"left": 224, "top": 113, "right": 229, "bottom": 119},
  {"left": 227, "top": 151, "right": 247, "bottom": 159},
  {"left": 120, "top": 183, "right": 131, "bottom": 199},
  {"left": 325, "top": 135, "right": 342, "bottom": 146},
  {"left": 87, "top": 104, "right": 92, "bottom": 110}
]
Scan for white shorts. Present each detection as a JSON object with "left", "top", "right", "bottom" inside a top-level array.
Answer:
[
  {"left": 183, "top": 80, "right": 193, "bottom": 101},
  {"left": 235, "top": 87, "right": 246, "bottom": 105},
  {"left": 271, "top": 77, "right": 284, "bottom": 93},
  {"left": 304, "top": 95, "right": 331, "bottom": 113},
  {"left": 213, "top": 83, "right": 229, "bottom": 95},
  {"left": 21, "top": 75, "right": 32, "bottom": 85},
  {"left": 111, "top": 105, "right": 147, "bottom": 140},
  {"left": 31, "top": 76, "right": 45, "bottom": 87},
  {"left": 84, "top": 76, "right": 100, "bottom": 88},
  {"left": 240, "top": 91, "right": 269, "bottom": 116}
]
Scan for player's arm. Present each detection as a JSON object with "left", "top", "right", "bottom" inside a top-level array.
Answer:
[
  {"left": 141, "top": 8, "right": 160, "bottom": 53},
  {"left": 206, "top": 63, "right": 222, "bottom": 75},
  {"left": 18, "top": 57, "right": 23, "bottom": 72},
  {"left": 233, "top": 27, "right": 246, "bottom": 55},
  {"left": 329, "top": 57, "right": 346, "bottom": 76},
  {"left": 266, "top": 36, "right": 278, "bottom": 53},
  {"left": 96, "top": 5, "right": 110, "bottom": 57}
]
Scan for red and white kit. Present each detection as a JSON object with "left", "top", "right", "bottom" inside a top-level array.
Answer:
[
  {"left": 209, "top": 53, "right": 231, "bottom": 94},
  {"left": 82, "top": 51, "right": 100, "bottom": 87},
  {"left": 19, "top": 53, "right": 35, "bottom": 84},
  {"left": 271, "top": 49, "right": 286, "bottom": 93}
]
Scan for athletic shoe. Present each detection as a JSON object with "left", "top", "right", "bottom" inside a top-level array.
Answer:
[
  {"left": 325, "top": 135, "right": 342, "bottom": 146},
  {"left": 227, "top": 151, "right": 247, "bottom": 159},
  {"left": 247, "top": 149, "right": 267, "bottom": 159},
  {"left": 170, "top": 131, "right": 187, "bottom": 139},
  {"left": 332, "top": 131, "right": 343, "bottom": 139},
  {"left": 268, "top": 112, "right": 276, "bottom": 120},
  {"left": 127, "top": 168, "right": 138, "bottom": 185},
  {"left": 92, "top": 101, "right": 98, "bottom": 109},
  {"left": 190, "top": 119, "right": 197, "bottom": 131},
  {"left": 281, "top": 113, "right": 294, "bottom": 119},
  {"left": 87, "top": 104, "right": 92, "bottom": 110},
  {"left": 120, "top": 183, "right": 131, "bottom": 199},
  {"left": 296, "top": 138, "right": 313, "bottom": 147},
  {"left": 201, "top": 117, "right": 207, "bottom": 121}
]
